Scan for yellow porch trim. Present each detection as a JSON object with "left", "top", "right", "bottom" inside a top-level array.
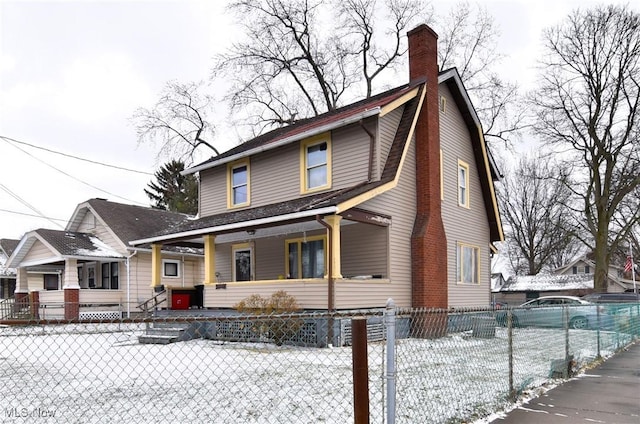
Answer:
[
  {"left": 324, "top": 214, "right": 343, "bottom": 279},
  {"left": 203, "top": 234, "right": 216, "bottom": 285},
  {"left": 150, "top": 243, "right": 162, "bottom": 287}
]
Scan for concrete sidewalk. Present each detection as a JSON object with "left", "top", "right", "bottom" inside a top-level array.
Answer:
[{"left": 493, "top": 341, "right": 640, "bottom": 423}]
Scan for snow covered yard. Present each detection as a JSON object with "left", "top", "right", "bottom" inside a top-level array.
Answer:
[{"left": 0, "top": 323, "right": 633, "bottom": 423}]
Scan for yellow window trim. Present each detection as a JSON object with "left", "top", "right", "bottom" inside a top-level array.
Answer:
[
  {"left": 300, "top": 132, "right": 332, "bottom": 194},
  {"left": 285, "top": 234, "right": 327, "bottom": 279},
  {"left": 227, "top": 159, "right": 251, "bottom": 209},
  {"left": 440, "top": 149, "right": 444, "bottom": 201},
  {"left": 456, "top": 242, "right": 480, "bottom": 285},
  {"left": 457, "top": 159, "right": 470, "bottom": 208}
]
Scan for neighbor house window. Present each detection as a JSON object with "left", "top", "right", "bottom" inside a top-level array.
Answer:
[
  {"left": 232, "top": 243, "right": 253, "bottom": 282},
  {"left": 286, "top": 235, "right": 326, "bottom": 279},
  {"left": 457, "top": 242, "right": 479, "bottom": 284},
  {"left": 163, "top": 259, "right": 180, "bottom": 278},
  {"left": 43, "top": 274, "right": 59, "bottom": 291},
  {"left": 458, "top": 160, "right": 469, "bottom": 207},
  {"left": 227, "top": 160, "right": 250, "bottom": 208},
  {"left": 100, "top": 262, "right": 119, "bottom": 289},
  {"left": 301, "top": 133, "right": 331, "bottom": 193}
]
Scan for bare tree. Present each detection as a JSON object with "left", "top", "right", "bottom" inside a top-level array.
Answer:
[
  {"left": 435, "top": 2, "right": 526, "bottom": 145},
  {"left": 497, "top": 153, "right": 579, "bottom": 275},
  {"left": 213, "top": 0, "right": 424, "bottom": 136},
  {"left": 530, "top": 5, "right": 640, "bottom": 291},
  {"left": 131, "top": 81, "right": 219, "bottom": 165}
]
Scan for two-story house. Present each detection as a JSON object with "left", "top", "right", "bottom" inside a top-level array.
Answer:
[{"left": 131, "top": 24, "right": 503, "bottom": 311}]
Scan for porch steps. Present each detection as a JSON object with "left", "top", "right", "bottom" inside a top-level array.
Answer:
[{"left": 138, "top": 323, "right": 193, "bottom": 345}]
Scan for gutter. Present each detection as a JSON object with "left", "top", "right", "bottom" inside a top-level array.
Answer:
[{"left": 182, "top": 108, "right": 381, "bottom": 175}]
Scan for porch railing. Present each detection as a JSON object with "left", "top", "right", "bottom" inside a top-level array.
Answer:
[
  {"left": 137, "top": 289, "right": 167, "bottom": 317},
  {"left": 0, "top": 297, "right": 31, "bottom": 320}
]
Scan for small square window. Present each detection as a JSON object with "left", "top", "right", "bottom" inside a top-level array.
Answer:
[{"left": 163, "top": 260, "right": 180, "bottom": 278}]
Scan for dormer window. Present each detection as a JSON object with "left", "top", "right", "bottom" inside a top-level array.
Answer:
[
  {"left": 227, "top": 160, "right": 250, "bottom": 208},
  {"left": 301, "top": 133, "right": 332, "bottom": 193}
]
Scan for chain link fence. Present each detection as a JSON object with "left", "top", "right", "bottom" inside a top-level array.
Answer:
[{"left": 1, "top": 301, "right": 638, "bottom": 423}]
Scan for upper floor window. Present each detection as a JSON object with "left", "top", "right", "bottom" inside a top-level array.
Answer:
[
  {"left": 227, "top": 160, "right": 250, "bottom": 208},
  {"left": 458, "top": 160, "right": 469, "bottom": 208},
  {"left": 457, "top": 242, "right": 479, "bottom": 284},
  {"left": 301, "top": 133, "right": 331, "bottom": 193}
]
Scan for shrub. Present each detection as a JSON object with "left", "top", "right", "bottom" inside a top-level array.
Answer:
[{"left": 234, "top": 291, "right": 302, "bottom": 345}]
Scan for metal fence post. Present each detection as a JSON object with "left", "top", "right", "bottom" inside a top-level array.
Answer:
[
  {"left": 507, "top": 309, "right": 514, "bottom": 400},
  {"left": 352, "top": 317, "right": 370, "bottom": 424},
  {"left": 385, "top": 299, "right": 396, "bottom": 424},
  {"left": 564, "top": 306, "right": 570, "bottom": 379}
]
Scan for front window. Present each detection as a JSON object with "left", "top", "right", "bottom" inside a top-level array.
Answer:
[
  {"left": 286, "top": 236, "right": 326, "bottom": 279},
  {"left": 458, "top": 160, "right": 469, "bottom": 207},
  {"left": 228, "top": 160, "right": 250, "bottom": 208},
  {"left": 301, "top": 134, "right": 331, "bottom": 193},
  {"left": 100, "top": 262, "right": 119, "bottom": 289},
  {"left": 163, "top": 260, "right": 180, "bottom": 278},
  {"left": 457, "top": 243, "right": 479, "bottom": 284},
  {"left": 44, "top": 274, "right": 59, "bottom": 291}
]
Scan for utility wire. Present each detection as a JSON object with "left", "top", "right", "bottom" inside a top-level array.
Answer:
[
  {"left": 2, "top": 138, "right": 148, "bottom": 206},
  {"left": 0, "top": 207, "right": 67, "bottom": 223},
  {"left": 0, "top": 135, "right": 154, "bottom": 175},
  {"left": 0, "top": 184, "right": 64, "bottom": 229}
]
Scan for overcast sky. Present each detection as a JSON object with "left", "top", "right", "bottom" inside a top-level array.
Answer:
[{"left": 0, "top": 0, "right": 633, "bottom": 241}]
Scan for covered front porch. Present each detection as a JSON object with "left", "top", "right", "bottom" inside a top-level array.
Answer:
[{"left": 141, "top": 208, "right": 396, "bottom": 311}]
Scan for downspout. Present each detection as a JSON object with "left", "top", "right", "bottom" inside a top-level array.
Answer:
[
  {"left": 181, "top": 255, "right": 185, "bottom": 288},
  {"left": 359, "top": 120, "right": 375, "bottom": 182},
  {"left": 316, "top": 215, "right": 334, "bottom": 346},
  {"left": 126, "top": 250, "right": 137, "bottom": 318}
]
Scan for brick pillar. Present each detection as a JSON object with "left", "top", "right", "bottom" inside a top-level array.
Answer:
[
  {"left": 63, "top": 258, "right": 80, "bottom": 320},
  {"left": 408, "top": 24, "right": 448, "bottom": 334},
  {"left": 30, "top": 291, "right": 39, "bottom": 320}
]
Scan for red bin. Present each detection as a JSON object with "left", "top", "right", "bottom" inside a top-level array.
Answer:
[{"left": 172, "top": 293, "right": 190, "bottom": 310}]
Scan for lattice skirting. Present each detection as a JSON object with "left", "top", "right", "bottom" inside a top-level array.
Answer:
[{"left": 79, "top": 311, "right": 122, "bottom": 321}]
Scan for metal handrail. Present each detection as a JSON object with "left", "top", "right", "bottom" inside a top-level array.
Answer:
[{"left": 137, "top": 290, "right": 167, "bottom": 316}]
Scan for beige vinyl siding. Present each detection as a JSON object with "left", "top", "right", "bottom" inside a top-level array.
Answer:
[
  {"left": 331, "top": 121, "right": 375, "bottom": 188},
  {"left": 346, "top": 134, "right": 418, "bottom": 308},
  {"left": 340, "top": 223, "right": 388, "bottom": 278},
  {"left": 378, "top": 106, "right": 404, "bottom": 180},
  {"left": 23, "top": 240, "right": 55, "bottom": 263},
  {"left": 126, "top": 252, "right": 204, "bottom": 303},
  {"left": 199, "top": 122, "right": 377, "bottom": 218},
  {"left": 76, "top": 210, "right": 125, "bottom": 252},
  {"left": 439, "top": 84, "right": 491, "bottom": 307},
  {"left": 76, "top": 212, "right": 98, "bottom": 233},
  {"left": 203, "top": 281, "right": 331, "bottom": 309}
]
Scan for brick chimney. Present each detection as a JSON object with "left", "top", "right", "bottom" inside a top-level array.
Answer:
[{"left": 408, "top": 25, "right": 448, "bottom": 309}]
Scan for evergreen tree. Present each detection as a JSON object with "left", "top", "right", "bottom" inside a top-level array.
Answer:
[{"left": 145, "top": 160, "right": 198, "bottom": 215}]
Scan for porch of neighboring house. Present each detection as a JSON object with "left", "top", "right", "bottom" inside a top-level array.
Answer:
[
  {"left": 9, "top": 259, "right": 132, "bottom": 321},
  {"left": 145, "top": 210, "right": 397, "bottom": 314}
]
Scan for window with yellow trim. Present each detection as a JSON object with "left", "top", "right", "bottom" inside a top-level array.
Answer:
[
  {"left": 301, "top": 134, "right": 331, "bottom": 193},
  {"left": 227, "top": 160, "right": 250, "bottom": 208},
  {"left": 286, "top": 235, "right": 326, "bottom": 279},
  {"left": 456, "top": 242, "right": 479, "bottom": 284},
  {"left": 458, "top": 160, "right": 469, "bottom": 207}
]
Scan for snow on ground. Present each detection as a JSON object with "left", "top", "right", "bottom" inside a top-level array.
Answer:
[{"left": 0, "top": 323, "right": 633, "bottom": 423}]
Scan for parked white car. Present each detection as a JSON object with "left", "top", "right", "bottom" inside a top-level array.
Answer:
[{"left": 496, "top": 295, "right": 612, "bottom": 330}]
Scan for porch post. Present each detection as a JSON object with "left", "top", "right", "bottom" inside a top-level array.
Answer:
[
  {"left": 63, "top": 258, "right": 80, "bottom": 320},
  {"left": 203, "top": 235, "right": 216, "bottom": 285},
  {"left": 14, "top": 267, "right": 29, "bottom": 310},
  {"left": 150, "top": 243, "right": 162, "bottom": 288},
  {"left": 324, "top": 215, "right": 343, "bottom": 279}
]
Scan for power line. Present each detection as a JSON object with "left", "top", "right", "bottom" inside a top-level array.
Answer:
[
  {"left": 0, "top": 184, "right": 64, "bottom": 229},
  {"left": 0, "top": 207, "right": 67, "bottom": 223},
  {"left": 0, "top": 135, "right": 154, "bottom": 176},
  {"left": 1, "top": 138, "right": 148, "bottom": 206}
]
